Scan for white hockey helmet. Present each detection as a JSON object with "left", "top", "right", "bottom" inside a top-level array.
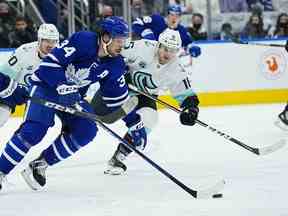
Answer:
[
  {"left": 158, "top": 28, "right": 182, "bottom": 52},
  {"left": 38, "top": 23, "right": 59, "bottom": 41}
]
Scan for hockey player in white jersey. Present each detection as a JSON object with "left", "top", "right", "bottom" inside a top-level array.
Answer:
[
  {"left": 0, "top": 23, "right": 59, "bottom": 127},
  {"left": 103, "top": 28, "right": 200, "bottom": 175}
]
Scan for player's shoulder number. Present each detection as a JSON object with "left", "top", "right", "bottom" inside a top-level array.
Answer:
[
  {"left": 124, "top": 41, "right": 135, "bottom": 50},
  {"left": 58, "top": 39, "right": 76, "bottom": 58},
  {"left": 8, "top": 55, "right": 17, "bottom": 66}
]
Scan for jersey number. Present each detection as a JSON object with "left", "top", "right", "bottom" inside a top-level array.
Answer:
[
  {"left": 117, "top": 75, "right": 126, "bottom": 87},
  {"left": 63, "top": 47, "right": 76, "bottom": 57},
  {"left": 124, "top": 41, "right": 135, "bottom": 50},
  {"left": 8, "top": 56, "right": 17, "bottom": 66},
  {"left": 59, "top": 39, "right": 76, "bottom": 57}
]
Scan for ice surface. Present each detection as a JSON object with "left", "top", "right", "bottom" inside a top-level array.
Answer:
[{"left": 0, "top": 103, "right": 288, "bottom": 216}]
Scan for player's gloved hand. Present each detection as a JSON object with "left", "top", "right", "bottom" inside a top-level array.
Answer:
[
  {"left": 0, "top": 75, "right": 29, "bottom": 111},
  {"left": 126, "top": 113, "right": 147, "bottom": 150},
  {"left": 179, "top": 95, "right": 200, "bottom": 126},
  {"left": 285, "top": 40, "right": 288, "bottom": 53},
  {"left": 56, "top": 83, "right": 81, "bottom": 107},
  {"left": 187, "top": 44, "right": 201, "bottom": 58},
  {"left": 12, "top": 84, "right": 29, "bottom": 105}
]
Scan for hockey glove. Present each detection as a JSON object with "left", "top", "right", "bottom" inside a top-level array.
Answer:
[
  {"left": 125, "top": 113, "right": 147, "bottom": 150},
  {"left": 187, "top": 44, "right": 201, "bottom": 58},
  {"left": 56, "top": 83, "right": 81, "bottom": 107},
  {"left": 285, "top": 40, "right": 288, "bottom": 53},
  {"left": 179, "top": 95, "right": 199, "bottom": 126},
  {"left": 0, "top": 74, "right": 29, "bottom": 111},
  {"left": 11, "top": 84, "right": 29, "bottom": 105}
]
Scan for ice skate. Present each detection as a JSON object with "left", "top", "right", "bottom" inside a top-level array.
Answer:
[
  {"left": 104, "top": 149, "right": 127, "bottom": 175},
  {"left": 275, "top": 109, "right": 288, "bottom": 131},
  {"left": 21, "top": 155, "right": 48, "bottom": 190}
]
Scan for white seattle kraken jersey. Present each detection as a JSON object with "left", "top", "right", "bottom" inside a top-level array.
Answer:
[
  {"left": 121, "top": 39, "right": 193, "bottom": 98},
  {"left": 0, "top": 41, "right": 41, "bottom": 86}
]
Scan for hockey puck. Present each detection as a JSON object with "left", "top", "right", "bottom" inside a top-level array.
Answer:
[{"left": 212, "top": 193, "right": 223, "bottom": 198}]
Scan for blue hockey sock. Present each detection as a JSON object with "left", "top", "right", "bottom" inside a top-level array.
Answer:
[
  {"left": 42, "top": 133, "right": 81, "bottom": 166},
  {"left": 0, "top": 134, "right": 31, "bottom": 174}
]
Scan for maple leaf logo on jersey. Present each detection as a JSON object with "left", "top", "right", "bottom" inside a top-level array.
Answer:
[{"left": 65, "top": 64, "right": 91, "bottom": 87}]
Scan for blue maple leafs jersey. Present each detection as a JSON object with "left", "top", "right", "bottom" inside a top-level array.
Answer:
[
  {"left": 132, "top": 14, "right": 192, "bottom": 48},
  {"left": 32, "top": 31, "right": 128, "bottom": 110}
]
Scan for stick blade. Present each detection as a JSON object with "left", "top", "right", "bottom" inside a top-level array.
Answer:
[
  {"left": 196, "top": 179, "right": 226, "bottom": 199},
  {"left": 258, "top": 139, "right": 287, "bottom": 155}
]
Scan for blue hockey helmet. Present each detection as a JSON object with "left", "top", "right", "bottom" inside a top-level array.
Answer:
[
  {"left": 99, "top": 16, "right": 129, "bottom": 38},
  {"left": 168, "top": 4, "right": 182, "bottom": 15}
]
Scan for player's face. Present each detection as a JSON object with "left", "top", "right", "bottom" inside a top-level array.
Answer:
[
  {"left": 107, "top": 37, "right": 126, "bottom": 57},
  {"left": 39, "top": 39, "right": 58, "bottom": 55},
  {"left": 157, "top": 44, "right": 178, "bottom": 65},
  {"left": 167, "top": 14, "right": 180, "bottom": 29}
]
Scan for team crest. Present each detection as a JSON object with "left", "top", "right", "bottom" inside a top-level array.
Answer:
[
  {"left": 132, "top": 71, "right": 157, "bottom": 92},
  {"left": 65, "top": 64, "right": 91, "bottom": 87}
]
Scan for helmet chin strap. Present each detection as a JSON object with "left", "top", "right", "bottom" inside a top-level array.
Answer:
[
  {"left": 101, "top": 37, "right": 113, "bottom": 57},
  {"left": 37, "top": 39, "right": 45, "bottom": 58}
]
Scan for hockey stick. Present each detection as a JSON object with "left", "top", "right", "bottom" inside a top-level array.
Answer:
[
  {"left": 28, "top": 96, "right": 225, "bottom": 199},
  {"left": 227, "top": 32, "right": 286, "bottom": 48},
  {"left": 128, "top": 85, "right": 286, "bottom": 156}
]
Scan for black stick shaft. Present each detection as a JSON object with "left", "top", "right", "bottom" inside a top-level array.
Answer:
[
  {"left": 28, "top": 97, "right": 199, "bottom": 197},
  {"left": 129, "top": 85, "right": 260, "bottom": 155}
]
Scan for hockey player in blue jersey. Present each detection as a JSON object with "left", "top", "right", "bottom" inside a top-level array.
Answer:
[
  {"left": 0, "top": 16, "right": 147, "bottom": 191},
  {"left": 132, "top": 4, "right": 201, "bottom": 58}
]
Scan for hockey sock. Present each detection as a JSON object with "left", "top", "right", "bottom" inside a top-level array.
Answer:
[
  {"left": 0, "top": 134, "right": 31, "bottom": 174},
  {"left": 42, "top": 133, "right": 82, "bottom": 166}
]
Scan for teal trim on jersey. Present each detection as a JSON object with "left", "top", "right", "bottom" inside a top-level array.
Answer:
[
  {"left": 0, "top": 64, "right": 18, "bottom": 80},
  {"left": 173, "top": 89, "right": 196, "bottom": 105},
  {"left": 145, "top": 127, "right": 152, "bottom": 135}
]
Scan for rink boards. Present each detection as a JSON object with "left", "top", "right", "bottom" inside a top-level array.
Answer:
[{"left": 0, "top": 38, "right": 287, "bottom": 117}]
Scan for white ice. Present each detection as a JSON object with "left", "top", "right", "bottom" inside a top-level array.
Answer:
[{"left": 0, "top": 103, "right": 288, "bottom": 216}]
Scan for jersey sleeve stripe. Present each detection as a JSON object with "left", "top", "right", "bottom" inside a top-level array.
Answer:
[
  {"left": 47, "top": 53, "right": 60, "bottom": 63},
  {"left": 141, "top": 29, "right": 153, "bottom": 37},
  {"left": 102, "top": 90, "right": 128, "bottom": 100},
  {"left": 106, "top": 96, "right": 129, "bottom": 107},
  {"left": 39, "top": 62, "right": 62, "bottom": 68}
]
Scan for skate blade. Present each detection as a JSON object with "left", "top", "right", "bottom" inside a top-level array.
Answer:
[
  {"left": 21, "top": 168, "right": 42, "bottom": 191},
  {"left": 104, "top": 167, "right": 125, "bottom": 175}
]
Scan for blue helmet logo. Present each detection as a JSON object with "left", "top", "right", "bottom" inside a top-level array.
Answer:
[
  {"left": 100, "top": 16, "right": 129, "bottom": 38},
  {"left": 168, "top": 4, "right": 182, "bottom": 15}
]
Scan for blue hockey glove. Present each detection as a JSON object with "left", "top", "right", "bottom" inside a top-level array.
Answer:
[
  {"left": 0, "top": 75, "right": 29, "bottom": 111},
  {"left": 126, "top": 113, "right": 147, "bottom": 150},
  {"left": 56, "top": 83, "right": 81, "bottom": 107},
  {"left": 179, "top": 95, "right": 199, "bottom": 126},
  {"left": 187, "top": 44, "right": 201, "bottom": 57},
  {"left": 11, "top": 84, "right": 29, "bottom": 105}
]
